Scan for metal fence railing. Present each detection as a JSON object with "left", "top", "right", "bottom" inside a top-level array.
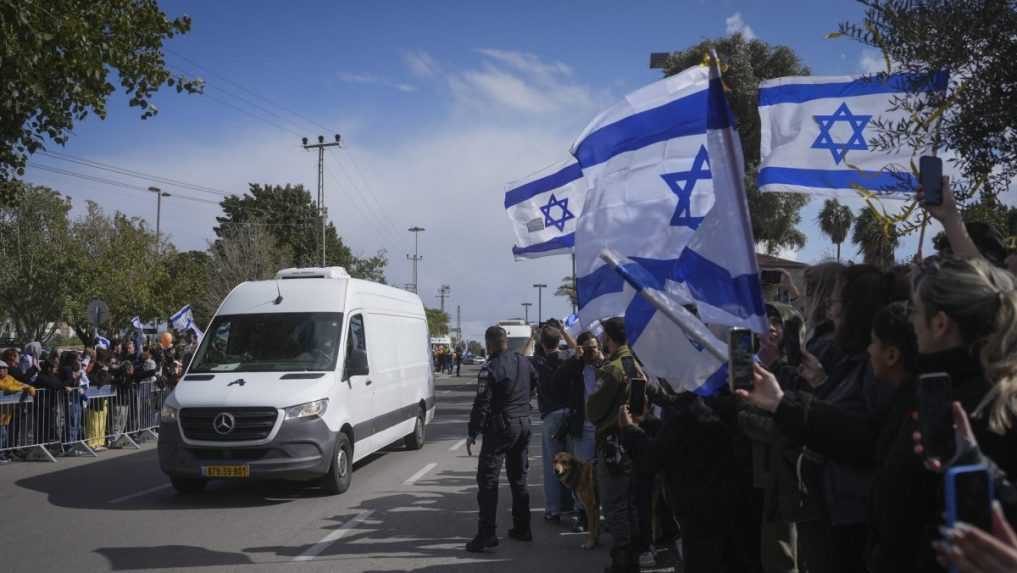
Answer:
[{"left": 0, "top": 383, "right": 169, "bottom": 463}]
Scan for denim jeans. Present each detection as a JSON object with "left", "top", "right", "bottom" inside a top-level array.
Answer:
[
  {"left": 542, "top": 409, "right": 570, "bottom": 515},
  {"left": 66, "top": 397, "right": 82, "bottom": 443}
]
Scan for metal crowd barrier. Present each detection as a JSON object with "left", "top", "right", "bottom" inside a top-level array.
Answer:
[{"left": 0, "top": 383, "right": 169, "bottom": 463}]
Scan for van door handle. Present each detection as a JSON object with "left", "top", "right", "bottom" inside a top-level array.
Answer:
[{"left": 365, "top": 379, "right": 373, "bottom": 386}]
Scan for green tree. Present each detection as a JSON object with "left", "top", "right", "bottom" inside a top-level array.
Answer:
[
  {"left": 67, "top": 202, "right": 169, "bottom": 343},
  {"left": 1, "top": 0, "right": 203, "bottom": 184},
  {"left": 203, "top": 222, "right": 293, "bottom": 317},
  {"left": 852, "top": 207, "right": 900, "bottom": 269},
  {"left": 162, "top": 250, "right": 211, "bottom": 328},
  {"left": 839, "top": 0, "right": 1017, "bottom": 198},
  {"left": 554, "top": 275, "right": 577, "bottom": 310},
  {"left": 818, "top": 199, "right": 855, "bottom": 261},
  {"left": 665, "top": 35, "right": 811, "bottom": 254},
  {"left": 215, "top": 184, "right": 387, "bottom": 282},
  {"left": 0, "top": 182, "right": 75, "bottom": 342},
  {"left": 425, "top": 307, "right": 449, "bottom": 336}
]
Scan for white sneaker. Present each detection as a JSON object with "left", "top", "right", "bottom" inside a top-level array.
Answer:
[{"left": 638, "top": 550, "right": 656, "bottom": 568}]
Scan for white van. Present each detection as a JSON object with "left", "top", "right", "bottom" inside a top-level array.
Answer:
[{"left": 158, "top": 267, "right": 435, "bottom": 495}]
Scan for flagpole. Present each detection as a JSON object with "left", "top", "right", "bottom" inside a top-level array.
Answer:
[
  {"left": 599, "top": 249, "right": 727, "bottom": 362},
  {"left": 571, "top": 251, "right": 577, "bottom": 315}
]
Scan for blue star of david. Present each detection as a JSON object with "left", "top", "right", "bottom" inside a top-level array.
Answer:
[
  {"left": 660, "top": 145, "right": 711, "bottom": 230},
  {"left": 539, "top": 193, "right": 574, "bottom": 232},
  {"left": 811, "top": 102, "right": 872, "bottom": 164}
]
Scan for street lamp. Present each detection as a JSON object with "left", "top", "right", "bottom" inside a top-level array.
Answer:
[
  {"left": 532, "top": 283, "right": 547, "bottom": 326},
  {"left": 521, "top": 302, "right": 533, "bottom": 325},
  {"left": 147, "top": 186, "right": 171, "bottom": 250}
]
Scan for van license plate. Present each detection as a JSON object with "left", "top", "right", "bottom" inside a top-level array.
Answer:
[{"left": 202, "top": 465, "right": 250, "bottom": 478}]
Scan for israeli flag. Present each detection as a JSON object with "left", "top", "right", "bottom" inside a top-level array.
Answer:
[
  {"left": 758, "top": 72, "right": 947, "bottom": 200},
  {"left": 573, "top": 64, "right": 715, "bottom": 327},
  {"left": 130, "top": 316, "right": 143, "bottom": 331},
  {"left": 95, "top": 335, "right": 111, "bottom": 350},
  {"left": 170, "top": 304, "right": 195, "bottom": 332},
  {"left": 588, "top": 59, "right": 768, "bottom": 394},
  {"left": 505, "top": 158, "right": 585, "bottom": 259}
]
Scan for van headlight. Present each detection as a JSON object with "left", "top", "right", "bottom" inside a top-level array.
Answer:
[
  {"left": 284, "top": 398, "right": 329, "bottom": 420},
  {"left": 160, "top": 404, "right": 179, "bottom": 423}
]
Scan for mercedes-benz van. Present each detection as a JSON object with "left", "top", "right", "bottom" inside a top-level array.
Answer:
[{"left": 158, "top": 267, "right": 435, "bottom": 495}]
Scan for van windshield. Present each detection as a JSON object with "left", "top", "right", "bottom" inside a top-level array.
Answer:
[{"left": 189, "top": 313, "right": 343, "bottom": 373}]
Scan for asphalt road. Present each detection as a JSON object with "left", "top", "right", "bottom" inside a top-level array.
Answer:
[{"left": 0, "top": 364, "right": 680, "bottom": 573}]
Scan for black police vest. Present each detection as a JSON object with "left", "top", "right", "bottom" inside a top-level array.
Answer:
[{"left": 488, "top": 352, "right": 531, "bottom": 419}]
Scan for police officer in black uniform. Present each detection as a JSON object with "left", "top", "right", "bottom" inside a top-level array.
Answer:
[{"left": 465, "top": 325, "right": 538, "bottom": 552}]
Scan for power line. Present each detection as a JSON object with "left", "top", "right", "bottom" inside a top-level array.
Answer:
[
  {"left": 165, "top": 48, "right": 340, "bottom": 135},
  {"left": 37, "top": 150, "right": 230, "bottom": 197},
  {"left": 325, "top": 153, "right": 400, "bottom": 247},
  {"left": 28, "top": 164, "right": 221, "bottom": 206}
]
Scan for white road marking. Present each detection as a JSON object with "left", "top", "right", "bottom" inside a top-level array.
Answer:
[
  {"left": 403, "top": 462, "right": 438, "bottom": 485},
  {"left": 109, "top": 483, "right": 172, "bottom": 504},
  {"left": 293, "top": 509, "right": 375, "bottom": 562},
  {"left": 449, "top": 438, "right": 467, "bottom": 452}
]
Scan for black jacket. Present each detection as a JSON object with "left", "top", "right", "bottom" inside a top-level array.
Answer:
[
  {"left": 531, "top": 350, "right": 569, "bottom": 417},
  {"left": 468, "top": 352, "right": 536, "bottom": 438}
]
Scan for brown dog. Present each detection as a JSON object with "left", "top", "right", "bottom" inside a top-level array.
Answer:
[{"left": 552, "top": 452, "right": 600, "bottom": 549}]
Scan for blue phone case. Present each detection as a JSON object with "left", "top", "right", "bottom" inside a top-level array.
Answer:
[{"left": 944, "top": 463, "right": 994, "bottom": 527}]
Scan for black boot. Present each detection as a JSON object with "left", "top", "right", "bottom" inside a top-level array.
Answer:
[
  {"left": 465, "top": 532, "right": 499, "bottom": 553},
  {"left": 507, "top": 526, "right": 533, "bottom": 541}
]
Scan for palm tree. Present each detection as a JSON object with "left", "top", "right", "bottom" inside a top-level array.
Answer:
[
  {"left": 851, "top": 207, "right": 900, "bottom": 269},
  {"left": 817, "top": 198, "right": 854, "bottom": 262},
  {"left": 555, "top": 275, "right": 577, "bottom": 311}
]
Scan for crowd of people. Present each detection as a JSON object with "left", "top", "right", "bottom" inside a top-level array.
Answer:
[
  {"left": 433, "top": 344, "right": 463, "bottom": 377},
  {"left": 0, "top": 331, "right": 194, "bottom": 463},
  {"left": 474, "top": 182, "right": 1017, "bottom": 573}
]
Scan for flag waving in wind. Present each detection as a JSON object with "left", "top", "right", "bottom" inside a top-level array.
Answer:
[
  {"left": 170, "top": 304, "right": 204, "bottom": 340},
  {"left": 758, "top": 72, "right": 948, "bottom": 200},
  {"left": 620, "top": 56, "right": 766, "bottom": 393},
  {"left": 505, "top": 158, "right": 585, "bottom": 259},
  {"left": 573, "top": 65, "right": 716, "bottom": 327}
]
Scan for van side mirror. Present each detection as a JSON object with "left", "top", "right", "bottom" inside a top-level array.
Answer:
[{"left": 344, "top": 348, "right": 369, "bottom": 379}]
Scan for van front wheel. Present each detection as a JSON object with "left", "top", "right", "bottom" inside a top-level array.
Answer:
[
  {"left": 404, "top": 409, "right": 425, "bottom": 450},
  {"left": 321, "top": 434, "right": 352, "bottom": 495}
]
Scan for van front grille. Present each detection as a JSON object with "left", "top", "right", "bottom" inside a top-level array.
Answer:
[{"left": 180, "top": 407, "right": 278, "bottom": 442}]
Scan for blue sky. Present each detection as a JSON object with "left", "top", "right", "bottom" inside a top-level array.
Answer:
[{"left": 24, "top": 0, "right": 933, "bottom": 339}]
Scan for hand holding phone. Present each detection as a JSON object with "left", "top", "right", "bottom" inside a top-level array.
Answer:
[{"left": 945, "top": 464, "right": 994, "bottom": 531}]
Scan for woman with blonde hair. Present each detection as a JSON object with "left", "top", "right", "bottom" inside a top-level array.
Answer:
[{"left": 910, "top": 255, "right": 1017, "bottom": 476}]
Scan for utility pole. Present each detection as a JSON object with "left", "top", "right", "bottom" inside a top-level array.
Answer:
[
  {"left": 521, "top": 302, "right": 532, "bottom": 325},
  {"left": 532, "top": 283, "right": 547, "bottom": 326},
  {"left": 407, "top": 226, "right": 425, "bottom": 293},
  {"left": 147, "top": 186, "right": 170, "bottom": 252},
  {"left": 456, "top": 305, "right": 462, "bottom": 346},
  {"left": 302, "top": 134, "right": 342, "bottom": 267},
  {"left": 437, "top": 284, "right": 451, "bottom": 312}
]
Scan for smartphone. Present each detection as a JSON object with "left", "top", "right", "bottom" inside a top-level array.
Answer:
[
  {"left": 920, "top": 155, "right": 943, "bottom": 206},
  {"left": 761, "top": 270, "right": 783, "bottom": 285},
  {"left": 783, "top": 316, "right": 804, "bottom": 367},
  {"left": 728, "top": 327, "right": 754, "bottom": 392},
  {"left": 628, "top": 377, "right": 647, "bottom": 416},
  {"left": 918, "top": 372, "right": 954, "bottom": 462},
  {"left": 945, "top": 464, "right": 994, "bottom": 531}
]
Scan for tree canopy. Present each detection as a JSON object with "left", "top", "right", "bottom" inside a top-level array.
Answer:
[
  {"left": 840, "top": 0, "right": 1017, "bottom": 199},
  {"left": 664, "top": 34, "right": 811, "bottom": 255},
  {"left": 0, "top": 0, "right": 203, "bottom": 185},
  {"left": 215, "top": 184, "right": 387, "bottom": 282}
]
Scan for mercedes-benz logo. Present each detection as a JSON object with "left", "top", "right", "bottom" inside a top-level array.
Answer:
[{"left": 212, "top": 412, "right": 236, "bottom": 435}]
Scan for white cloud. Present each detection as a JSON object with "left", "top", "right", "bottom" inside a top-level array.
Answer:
[
  {"left": 725, "top": 12, "right": 756, "bottom": 40},
  {"left": 858, "top": 49, "right": 887, "bottom": 74},
  {"left": 404, "top": 50, "right": 439, "bottom": 78},
  {"left": 447, "top": 49, "right": 597, "bottom": 115},
  {"left": 337, "top": 71, "right": 417, "bottom": 93}
]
